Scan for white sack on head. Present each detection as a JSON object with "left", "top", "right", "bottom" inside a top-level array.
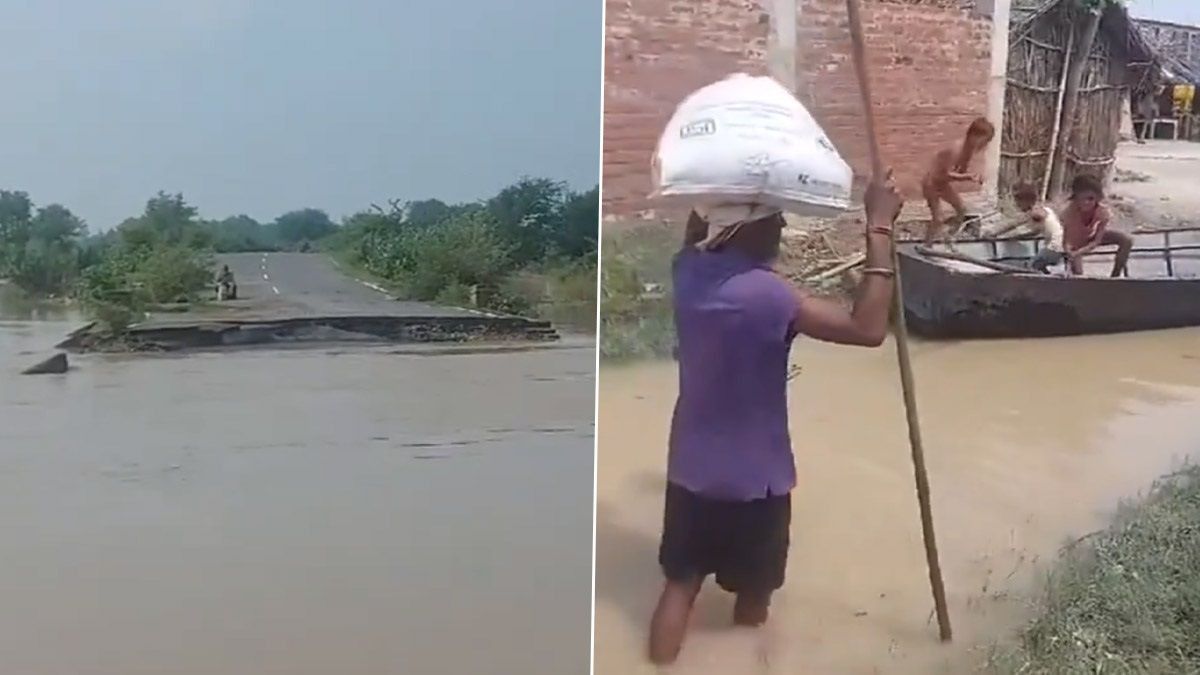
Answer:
[{"left": 651, "top": 73, "right": 854, "bottom": 220}]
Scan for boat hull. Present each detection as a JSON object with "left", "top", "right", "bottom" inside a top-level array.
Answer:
[{"left": 898, "top": 248, "right": 1200, "bottom": 339}]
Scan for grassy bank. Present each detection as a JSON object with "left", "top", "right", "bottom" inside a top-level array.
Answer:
[
  {"left": 599, "top": 223, "right": 677, "bottom": 360},
  {"left": 988, "top": 465, "right": 1200, "bottom": 674},
  {"left": 329, "top": 248, "right": 596, "bottom": 334},
  {"left": 326, "top": 180, "right": 598, "bottom": 335}
]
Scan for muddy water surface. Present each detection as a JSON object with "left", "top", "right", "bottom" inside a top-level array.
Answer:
[
  {"left": 1, "top": 301, "right": 593, "bottom": 675},
  {"left": 596, "top": 329, "right": 1200, "bottom": 674}
]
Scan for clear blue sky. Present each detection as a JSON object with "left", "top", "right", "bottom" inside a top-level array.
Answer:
[
  {"left": 0, "top": 0, "right": 601, "bottom": 230},
  {"left": 1131, "top": 0, "right": 1200, "bottom": 26}
]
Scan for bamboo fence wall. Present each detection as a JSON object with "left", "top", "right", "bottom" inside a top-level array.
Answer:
[{"left": 1000, "top": 2, "right": 1151, "bottom": 198}]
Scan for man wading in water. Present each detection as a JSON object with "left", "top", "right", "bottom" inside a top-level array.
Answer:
[{"left": 650, "top": 173, "right": 902, "bottom": 665}]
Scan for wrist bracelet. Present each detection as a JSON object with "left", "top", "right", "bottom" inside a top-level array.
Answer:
[
  {"left": 868, "top": 225, "right": 893, "bottom": 236},
  {"left": 862, "top": 267, "right": 895, "bottom": 278}
]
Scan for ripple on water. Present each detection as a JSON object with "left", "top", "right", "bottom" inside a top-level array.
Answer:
[{"left": 595, "top": 328, "right": 1200, "bottom": 674}]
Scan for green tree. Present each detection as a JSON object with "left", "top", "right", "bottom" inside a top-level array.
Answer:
[
  {"left": 118, "top": 192, "right": 209, "bottom": 250},
  {"left": 0, "top": 194, "right": 86, "bottom": 295},
  {"left": 0, "top": 190, "right": 34, "bottom": 272},
  {"left": 32, "top": 204, "right": 87, "bottom": 245},
  {"left": 403, "top": 199, "right": 455, "bottom": 228},
  {"left": 206, "top": 214, "right": 278, "bottom": 252},
  {"left": 274, "top": 208, "right": 336, "bottom": 244},
  {"left": 488, "top": 177, "right": 569, "bottom": 264},
  {"left": 552, "top": 187, "right": 599, "bottom": 258}
]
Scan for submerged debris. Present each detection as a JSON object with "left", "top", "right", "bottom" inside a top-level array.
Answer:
[{"left": 21, "top": 353, "right": 69, "bottom": 375}]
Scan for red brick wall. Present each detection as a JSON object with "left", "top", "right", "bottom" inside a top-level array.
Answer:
[
  {"left": 602, "top": 0, "right": 770, "bottom": 218},
  {"left": 795, "top": 0, "right": 991, "bottom": 198},
  {"left": 601, "top": 0, "right": 992, "bottom": 219}
]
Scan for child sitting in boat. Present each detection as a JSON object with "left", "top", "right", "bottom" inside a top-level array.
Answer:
[
  {"left": 981, "top": 182, "right": 1065, "bottom": 274},
  {"left": 1059, "top": 174, "right": 1132, "bottom": 278},
  {"left": 921, "top": 116, "right": 995, "bottom": 249}
]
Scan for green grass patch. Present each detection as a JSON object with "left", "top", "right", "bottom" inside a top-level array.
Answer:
[
  {"left": 600, "top": 223, "right": 677, "bottom": 361},
  {"left": 327, "top": 248, "right": 597, "bottom": 334},
  {"left": 987, "top": 465, "right": 1200, "bottom": 674},
  {"left": 500, "top": 258, "right": 597, "bottom": 334}
]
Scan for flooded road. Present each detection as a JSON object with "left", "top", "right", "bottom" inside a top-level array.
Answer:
[
  {"left": 596, "top": 329, "right": 1200, "bottom": 674},
  {"left": 0, "top": 300, "right": 593, "bottom": 674}
]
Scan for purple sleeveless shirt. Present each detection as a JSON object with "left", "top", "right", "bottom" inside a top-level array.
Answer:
[{"left": 668, "top": 248, "right": 799, "bottom": 501}]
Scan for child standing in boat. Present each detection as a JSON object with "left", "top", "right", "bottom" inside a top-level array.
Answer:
[
  {"left": 921, "top": 116, "right": 995, "bottom": 249},
  {"left": 982, "top": 182, "right": 1066, "bottom": 274}
]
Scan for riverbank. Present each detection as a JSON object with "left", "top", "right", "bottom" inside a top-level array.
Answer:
[{"left": 987, "top": 465, "right": 1200, "bottom": 674}]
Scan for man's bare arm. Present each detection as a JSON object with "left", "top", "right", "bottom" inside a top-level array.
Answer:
[
  {"left": 931, "top": 149, "right": 976, "bottom": 183},
  {"left": 790, "top": 174, "right": 900, "bottom": 347},
  {"left": 983, "top": 218, "right": 1022, "bottom": 239}
]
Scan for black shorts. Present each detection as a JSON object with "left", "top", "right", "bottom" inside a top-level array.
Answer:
[{"left": 658, "top": 482, "right": 791, "bottom": 595}]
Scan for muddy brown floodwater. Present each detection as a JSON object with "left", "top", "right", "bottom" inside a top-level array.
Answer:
[
  {"left": 0, "top": 299, "right": 593, "bottom": 675},
  {"left": 596, "top": 329, "right": 1200, "bottom": 674}
]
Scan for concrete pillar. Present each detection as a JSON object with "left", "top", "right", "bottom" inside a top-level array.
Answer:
[
  {"left": 981, "top": 0, "right": 1012, "bottom": 202},
  {"left": 767, "top": 0, "right": 797, "bottom": 92},
  {"left": 1118, "top": 89, "right": 1134, "bottom": 142},
  {"left": 770, "top": 0, "right": 804, "bottom": 224}
]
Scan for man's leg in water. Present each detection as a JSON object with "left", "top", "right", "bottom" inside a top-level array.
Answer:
[
  {"left": 653, "top": 483, "right": 712, "bottom": 665},
  {"left": 718, "top": 491, "right": 791, "bottom": 628},
  {"left": 733, "top": 591, "right": 773, "bottom": 626},
  {"left": 649, "top": 576, "right": 704, "bottom": 664}
]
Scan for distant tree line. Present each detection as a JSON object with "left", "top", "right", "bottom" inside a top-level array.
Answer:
[{"left": 0, "top": 176, "right": 598, "bottom": 331}]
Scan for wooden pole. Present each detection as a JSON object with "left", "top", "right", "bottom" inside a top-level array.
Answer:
[
  {"left": 1042, "top": 28, "right": 1075, "bottom": 201},
  {"left": 1046, "top": 6, "right": 1103, "bottom": 197},
  {"left": 844, "top": 0, "right": 953, "bottom": 642}
]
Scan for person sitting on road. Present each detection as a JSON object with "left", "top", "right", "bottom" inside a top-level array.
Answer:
[
  {"left": 981, "top": 182, "right": 1066, "bottom": 274},
  {"left": 1059, "top": 174, "right": 1132, "bottom": 278},
  {"left": 217, "top": 265, "right": 234, "bottom": 286}
]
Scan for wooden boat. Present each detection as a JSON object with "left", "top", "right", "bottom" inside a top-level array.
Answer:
[{"left": 897, "top": 228, "right": 1200, "bottom": 339}]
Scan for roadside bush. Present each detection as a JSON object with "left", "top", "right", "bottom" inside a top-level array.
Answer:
[
  {"left": 404, "top": 212, "right": 513, "bottom": 301},
  {"left": 130, "top": 245, "right": 213, "bottom": 304},
  {"left": 329, "top": 179, "right": 598, "bottom": 328},
  {"left": 599, "top": 225, "right": 678, "bottom": 359}
]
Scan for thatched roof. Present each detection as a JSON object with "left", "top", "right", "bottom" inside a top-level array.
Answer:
[{"left": 1010, "top": 0, "right": 1200, "bottom": 88}]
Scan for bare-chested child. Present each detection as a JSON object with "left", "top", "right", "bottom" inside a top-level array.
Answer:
[
  {"left": 921, "top": 116, "right": 995, "bottom": 248},
  {"left": 1059, "top": 174, "right": 1132, "bottom": 277},
  {"left": 981, "top": 182, "right": 1066, "bottom": 274}
]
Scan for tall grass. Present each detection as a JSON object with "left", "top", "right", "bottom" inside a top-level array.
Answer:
[
  {"left": 599, "top": 223, "right": 679, "bottom": 360},
  {"left": 988, "top": 465, "right": 1200, "bottom": 674}
]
